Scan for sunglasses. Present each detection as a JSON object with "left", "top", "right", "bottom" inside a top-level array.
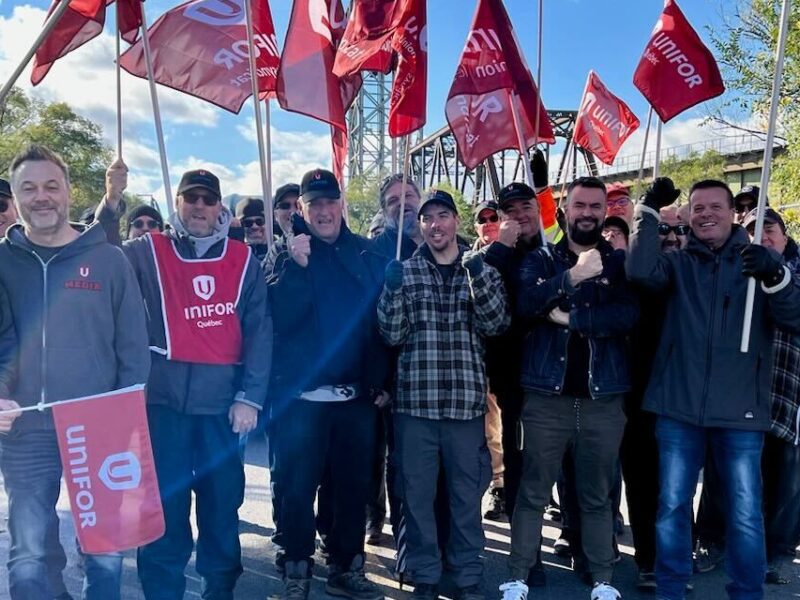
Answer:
[
  {"left": 242, "top": 217, "right": 266, "bottom": 228},
  {"left": 182, "top": 191, "right": 220, "bottom": 206},
  {"left": 275, "top": 202, "right": 294, "bottom": 211},
  {"left": 131, "top": 218, "right": 161, "bottom": 230},
  {"left": 477, "top": 214, "right": 499, "bottom": 225},
  {"left": 658, "top": 223, "right": 690, "bottom": 236},
  {"left": 735, "top": 203, "right": 755, "bottom": 214}
]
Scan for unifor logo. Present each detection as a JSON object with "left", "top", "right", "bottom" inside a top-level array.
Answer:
[
  {"left": 464, "top": 28, "right": 501, "bottom": 54},
  {"left": 184, "top": 0, "right": 245, "bottom": 26},
  {"left": 309, "top": 0, "right": 346, "bottom": 44},
  {"left": 98, "top": 452, "right": 141, "bottom": 491},
  {"left": 79, "top": 266, "right": 90, "bottom": 278},
  {"left": 192, "top": 275, "right": 216, "bottom": 301}
]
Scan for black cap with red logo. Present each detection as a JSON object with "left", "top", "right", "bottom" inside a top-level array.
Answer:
[
  {"left": 177, "top": 169, "right": 221, "bottom": 198},
  {"left": 300, "top": 169, "right": 341, "bottom": 201}
]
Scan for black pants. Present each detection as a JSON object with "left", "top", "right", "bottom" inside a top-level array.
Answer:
[
  {"left": 497, "top": 388, "right": 524, "bottom": 517},
  {"left": 280, "top": 399, "right": 377, "bottom": 568},
  {"left": 762, "top": 434, "right": 800, "bottom": 563}
]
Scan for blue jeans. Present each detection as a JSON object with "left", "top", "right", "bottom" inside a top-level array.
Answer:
[
  {"left": 655, "top": 417, "right": 766, "bottom": 600},
  {"left": 0, "top": 429, "right": 122, "bottom": 600}
]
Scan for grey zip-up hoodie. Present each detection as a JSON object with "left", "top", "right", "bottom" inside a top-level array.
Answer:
[{"left": 0, "top": 222, "right": 151, "bottom": 431}]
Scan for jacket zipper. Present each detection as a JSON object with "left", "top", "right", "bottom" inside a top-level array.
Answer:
[
  {"left": 721, "top": 293, "right": 731, "bottom": 334},
  {"left": 699, "top": 255, "right": 721, "bottom": 425},
  {"left": 587, "top": 338, "right": 595, "bottom": 399},
  {"left": 794, "top": 404, "right": 800, "bottom": 446},
  {"left": 31, "top": 252, "right": 50, "bottom": 409}
]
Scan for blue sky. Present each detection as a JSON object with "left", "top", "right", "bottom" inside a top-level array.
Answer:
[{"left": 0, "top": 0, "right": 735, "bottom": 202}]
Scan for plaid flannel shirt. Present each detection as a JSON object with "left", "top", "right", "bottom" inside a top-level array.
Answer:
[
  {"left": 377, "top": 246, "right": 510, "bottom": 420},
  {"left": 770, "top": 244, "right": 800, "bottom": 445}
]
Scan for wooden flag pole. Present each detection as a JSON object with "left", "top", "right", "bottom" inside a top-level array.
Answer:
[{"left": 395, "top": 135, "right": 412, "bottom": 261}]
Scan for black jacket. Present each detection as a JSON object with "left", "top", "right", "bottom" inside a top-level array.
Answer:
[
  {"left": 0, "top": 280, "right": 15, "bottom": 399},
  {"left": 267, "top": 223, "right": 391, "bottom": 408},
  {"left": 517, "top": 237, "right": 639, "bottom": 398},
  {"left": 372, "top": 226, "right": 418, "bottom": 262},
  {"left": 0, "top": 223, "right": 151, "bottom": 430},
  {"left": 627, "top": 208, "right": 800, "bottom": 430}
]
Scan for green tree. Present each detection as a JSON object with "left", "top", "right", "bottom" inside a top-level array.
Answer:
[
  {"left": 658, "top": 150, "right": 726, "bottom": 202},
  {"left": 344, "top": 174, "right": 382, "bottom": 236},
  {"left": 0, "top": 87, "right": 113, "bottom": 219}
]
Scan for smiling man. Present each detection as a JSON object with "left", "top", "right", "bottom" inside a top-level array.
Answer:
[{"left": 627, "top": 178, "right": 800, "bottom": 600}]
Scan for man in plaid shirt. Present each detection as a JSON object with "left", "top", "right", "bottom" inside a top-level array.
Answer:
[{"left": 378, "top": 189, "right": 510, "bottom": 600}]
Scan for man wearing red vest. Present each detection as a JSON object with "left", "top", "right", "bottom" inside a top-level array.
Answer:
[{"left": 99, "top": 161, "right": 272, "bottom": 600}]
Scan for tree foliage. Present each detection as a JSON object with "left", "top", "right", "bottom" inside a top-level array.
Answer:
[
  {"left": 658, "top": 150, "right": 726, "bottom": 202},
  {"left": 0, "top": 88, "right": 113, "bottom": 219},
  {"left": 345, "top": 174, "right": 382, "bottom": 236}
]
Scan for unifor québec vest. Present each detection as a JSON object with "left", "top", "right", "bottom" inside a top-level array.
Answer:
[{"left": 148, "top": 233, "right": 250, "bottom": 365}]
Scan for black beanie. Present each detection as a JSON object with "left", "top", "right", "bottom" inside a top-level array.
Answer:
[
  {"left": 127, "top": 204, "right": 164, "bottom": 229},
  {"left": 235, "top": 197, "right": 265, "bottom": 219}
]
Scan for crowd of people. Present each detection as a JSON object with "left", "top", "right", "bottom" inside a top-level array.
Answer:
[{"left": 0, "top": 143, "right": 798, "bottom": 600}]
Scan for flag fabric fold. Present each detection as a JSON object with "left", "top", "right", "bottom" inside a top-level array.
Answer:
[
  {"left": 633, "top": 0, "right": 725, "bottom": 122},
  {"left": 333, "top": 0, "right": 404, "bottom": 77},
  {"left": 388, "top": 0, "right": 426, "bottom": 137}
]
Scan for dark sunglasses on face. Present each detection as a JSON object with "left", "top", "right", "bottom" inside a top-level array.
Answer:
[
  {"left": 242, "top": 217, "right": 266, "bottom": 228},
  {"left": 275, "top": 202, "right": 294, "bottom": 211},
  {"left": 182, "top": 191, "right": 220, "bottom": 206},
  {"left": 477, "top": 214, "right": 499, "bottom": 225},
  {"left": 735, "top": 203, "right": 754, "bottom": 214},
  {"left": 658, "top": 223, "right": 690, "bottom": 236},
  {"left": 132, "top": 218, "right": 160, "bottom": 230}
]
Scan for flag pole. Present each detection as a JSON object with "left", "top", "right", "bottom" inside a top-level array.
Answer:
[
  {"left": 0, "top": 0, "right": 72, "bottom": 106},
  {"left": 395, "top": 134, "right": 412, "bottom": 261},
  {"left": 636, "top": 106, "right": 653, "bottom": 193},
  {"left": 508, "top": 90, "right": 548, "bottom": 249},
  {"left": 115, "top": 3, "right": 123, "bottom": 158},
  {"left": 653, "top": 116, "right": 663, "bottom": 179},
  {"left": 264, "top": 98, "right": 274, "bottom": 237},
  {"left": 139, "top": 3, "right": 173, "bottom": 216},
  {"left": 740, "top": 0, "right": 791, "bottom": 353},
  {"left": 532, "top": 0, "right": 543, "bottom": 148},
  {"left": 243, "top": 0, "right": 273, "bottom": 250}
]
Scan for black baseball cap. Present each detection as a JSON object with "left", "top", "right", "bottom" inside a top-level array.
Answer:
[
  {"left": 273, "top": 183, "right": 300, "bottom": 207},
  {"left": 177, "top": 169, "right": 221, "bottom": 198},
  {"left": 743, "top": 207, "right": 786, "bottom": 234},
  {"left": 734, "top": 185, "right": 766, "bottom": 210},
  {"left": 300, "top": 169, "right": 341, "bottom": 201},
  {"left": 0, "top": 178, "right": 10, "bottom": 198},
  {"left": 418, "top": 189, "right": 458, "bottom": 217},
  {"left": 497, "top": 182, "right": 536, "bottom": 209},
  {"left": 474, "top": 200, "right": 498, "bottom": 221}
]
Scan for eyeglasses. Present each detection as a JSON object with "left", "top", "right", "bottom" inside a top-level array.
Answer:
[
  {"left": 242, "top": 217, "right": 265, "bottom": 229},
  {"left": 275, "top": 202, "right": 294, "bottom": 211},
  {"left": 182, "top": 191, "right": 220, "bottom": 206},
  {"left": 476, "top": 214, "right": 499, "bottom": 225},
  {"left": 131, "top": 218, "right": 160, "bottom": 230},
  {"left": 658, "top": 223, "right": 690, "bottom": 236},
  {"left": 735, "top": 202, "right": 755, "bottom": 214},
  {"left": 607, "top": 197, "right": 631, "bottom": 208}
]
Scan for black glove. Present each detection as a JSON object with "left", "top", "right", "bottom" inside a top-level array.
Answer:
[
  {"left": 531, "top": 149, "right": 548, "bottom": 189},
  {"left": 741, "top": 244, "right": 785, "bottom": 284},
  {"left": 461, "top": 250, "right": 485, "bottom": 277},
  {"left": 641, "top": 177, "right": 681, "bottom": 211},
  {"left": 384, "top": 260, "right": 404, "bottom": 291}
]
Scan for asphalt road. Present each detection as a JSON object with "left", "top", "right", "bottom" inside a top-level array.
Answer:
[{"left": 0, "top": 434, "right": 797, "bottom": 600}]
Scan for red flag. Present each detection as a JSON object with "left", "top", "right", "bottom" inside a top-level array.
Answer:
[
  {"left": 32, "top": 0, "right": 142, "bottom": 86},
  {"left": 53, "top": 386, "right": 164, "bottom": 554},
  {"left": 388, "top": 0, "right": 426, "bottom": 137},
  {"left": 119, "top": 0, "right": 279, "bottom": 114},
  {"left": 333, "top": 0, "right": 404, "bottom": 77},
  {"left": 573, "top": 71, "right": 640, "bottom": 166},
  {"left": 445, "top": 0, "right": 554, "bottom": 170},
  {"left": 633, "top": 0, "right": 725, "bottom": 122}
]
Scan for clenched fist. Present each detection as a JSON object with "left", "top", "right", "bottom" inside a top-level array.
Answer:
[
  {"left": 498, "top": 219, "right": 521, "bottom": 248},
  {"left": 288, "top": 233, "right": 311, "bottom": 268},
  {"left": 105, "top": 157, "right": 128, "bottom": 210},
  {"left": 569, "top": 248, "right": 603, "bottom": 286}
]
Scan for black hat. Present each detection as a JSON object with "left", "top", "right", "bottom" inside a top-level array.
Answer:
[
  {"left": 235, "top": 197, "right": 264, "bottom": 219},
  {"left": 474, "top": 200, "right": 499, "bottom": 221},
  {"left": 127, "top": 204, "right": 164, "bottom": 229},
  {"left": 603, "top": 215, "right": 630, "bottom": 240},
  {"left": 300, "top": 169, "right": 340, "bottom": 201},
  {"left": 79, "top": 206, "right": 96, "bottom": 225},
  {"left": 734, "top": 185, "right": 766, "bottom": 209},
  {"left": 497, "top": 182, "right": 536, "bottom": 209},
  {"left": 177, "top": 169, "right": 221, "bottom": 197},
  {"left": 418, "top": 189, "right": 458, "bottom": 217},
  {"left": 0, "top": 178, "right": 11, "bottom": 198},
  {"left": 274, "top": 183, "right": 300, "bottom": 207},
  {"left": 743, "top": 207, "right": 786, "bottom": 234}
]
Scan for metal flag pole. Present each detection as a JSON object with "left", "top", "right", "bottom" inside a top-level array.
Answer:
[
  {"left": 636, "top": 106, "right": 654, "bottom": 193},
  {"left": 532, "top": 0, "right": 543, "bottom": 148},
  {"left": 116, "top": 3, "right": 123, "bottom": 158},
  {"left": 653, "top": 117, "right": 663, "bottom": 179},
  {"left": 741, "top": 0, "right": 792, "bottom": 353},
  {"left": 264, "top": 98, "right": 275, "bottom": 238},
  {"left": 395, "top": 135, "right": 412, "bottom": 261}
]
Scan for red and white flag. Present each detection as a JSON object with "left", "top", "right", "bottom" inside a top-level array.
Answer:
[
  {"left": 119, "top": 0, "right": 280, "bottom": 114},
  {"left": 445, "top": 0, "right": 554, "bottom": 170},
  {"left": 388, "top": 0, "right": 426, "bottom": 137},
  {"left": 333, "top": 0, "right": 404, "bottom": 77},
  {"left": 573, "top": 71, "right": 640, "bottom": 166},
  {"left": 53, "top": 385, "right": 164, "bottom": 554},
  {"left": 633, "top": 0, "right": 725, "bottom": 122},
  {"left": 32, "top": 0, "right": 141, "bottom": 86}
]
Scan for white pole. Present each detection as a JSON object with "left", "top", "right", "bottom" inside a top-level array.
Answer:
[
  {"left": 394, "top": 135, "right": 412, "bottom": 260},
  {"left": 0, "top": 0, "right": 72, "bottom": 106},
  {"left": 243, "top": 0, "right": 273, "bottom": 249},
  {"left": 264, "top": 99, "right": 274, "bottom": 236},
  {"left": 740, "top": 0, "right": 792, "bottom": 353},
  {"left": 508, "top": 90, "right": 548, "bottom": 249},
  {"left": 653, "top": 117, "right": 663, "bottom": 179},
  {"left": 558, "top": 137, "right": 573, "bottom": 206},
  {"left": 115, "top": 4, "right": 123, "bottom": 158},
  {"left": 532, "top": 0, "right": 543, "bottom": 148},
  {"left": 636, "top": 106, "right": 654, "bottom": 191},
  {"left": 139, "top": 3, "right": 173, "bottom": 215}
]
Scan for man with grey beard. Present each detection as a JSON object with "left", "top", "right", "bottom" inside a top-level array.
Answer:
[{"left": 372, "top": 174, "right": 424, "bottom": 261}]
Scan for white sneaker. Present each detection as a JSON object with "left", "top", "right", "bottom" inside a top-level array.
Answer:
[
  {"left": 590, "top": 582, "right": 621, "bottom": 600},
  {"left": 498, "top": 580, "right": 528, "bottom": 600}
]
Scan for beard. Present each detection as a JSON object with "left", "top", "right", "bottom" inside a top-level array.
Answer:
[{"left": 569, "top": 218, "right": 602, "bottom": 246}]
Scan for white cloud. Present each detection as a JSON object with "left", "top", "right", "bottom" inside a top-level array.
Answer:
[{"left": 237, "top": 123, "right": 333, "bottom": 167}]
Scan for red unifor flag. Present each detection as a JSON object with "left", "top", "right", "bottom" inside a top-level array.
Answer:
[
  {"left": 633, "top": 0, "right": 725, "bottom": 122},
  {"left": 32, "top": 0, "right": 142, "bottom": 86},
  {"left": 333, "top": 0, "right": 405, "bottom": 77},
  {"left": 573, "top": 71, "right": 640, "bottom": 166},
  {"left": 445, "top": 0, "right": 554, "bottom": 170},
  {"left": 388, "top": 0, "right": 426, "bottom": 137},
  {"left": 52, "top": 385, "right": 164, "bottom": 554},
  {"left": 277, "top": 0, "right": 362, "bottom": 182},
  {"left": 119, "top": 0, "right": 280, "bottom": 114}
]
